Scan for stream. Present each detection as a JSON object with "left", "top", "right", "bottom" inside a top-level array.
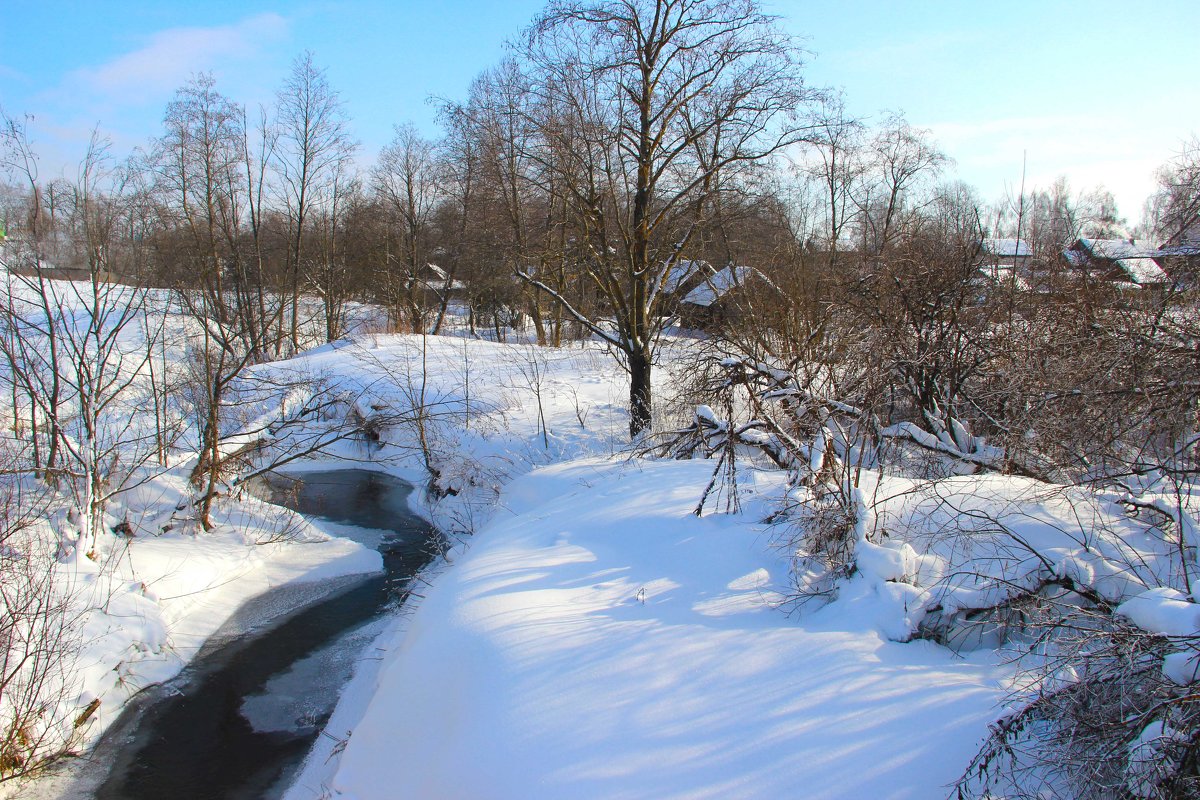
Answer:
[{"left": 93, "top": 469, "right": 440, "bottom": 800}]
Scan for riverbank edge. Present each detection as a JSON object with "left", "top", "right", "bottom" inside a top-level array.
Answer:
[
  {"left": 277, "top": 459, "right": 460, "bottom": 800},
  {"left": 2, "top": 476, "right": 388, "bottom": 800}
]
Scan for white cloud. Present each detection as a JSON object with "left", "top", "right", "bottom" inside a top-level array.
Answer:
[
  {"left": 63, "top": 13, "right": 289, "bottom": 106},
  {"left": 17, "top": 13, "right": 293, "bottom": 180}
]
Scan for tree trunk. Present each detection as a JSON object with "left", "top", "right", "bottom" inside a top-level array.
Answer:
[
  {"left": 529, "top": 292, "right": 547, "bottom": 346},
  {"left": 629, "top": 347, "right": 652, "bottom": 437}
]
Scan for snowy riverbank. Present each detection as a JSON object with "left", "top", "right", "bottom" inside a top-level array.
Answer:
[
  {"left": 257, "top": 332, "right": 1021, "bottom": 799},
  {"left": 288, "top": 457, "right": 1009, "bottom": 799},
  {"left": 2, "top": 469, "right": 383, "bottom": 800},
  {"left": 16, "top": 326, "right": 1172, "bottom": 799},
  {"left": 278, "top": 332, "right": 1180, "bottom": 799}
]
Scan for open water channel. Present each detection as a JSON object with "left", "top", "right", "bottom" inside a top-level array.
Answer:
[{"left": 93, "top": 469, "right": 440, "bottom": 800}]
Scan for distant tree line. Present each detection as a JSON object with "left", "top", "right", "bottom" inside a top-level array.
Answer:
[{"left": 2, "top": 2, "right": 1196, "bottom": 444}]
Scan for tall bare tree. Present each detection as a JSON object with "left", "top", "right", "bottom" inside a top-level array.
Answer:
[
  {"left": 854, "top": 112, "right": 949, "bottom": 254},
  {"left": 516, "top": 0, "right": 811, "bottom": 436},
  {"left": 0, "top": 111, "right": 64, "bottom": 475},
  {"left": 153, "top": 76, "right": 283, "bottom": 529},
  {"left": 275, "top": 51, "right": 356, "bottom": 349},
  {"left": 374, "top": 123, "right": 440, "bottom": 333},
  {"left": 803, "top": 90, "right": 864, "bottom": 267},
  {"left": 1, "top": 119, "right": 164, "bottom": 554},
  {"left": 1151, "top": 135, "right": 1200, "bottom": 245}
]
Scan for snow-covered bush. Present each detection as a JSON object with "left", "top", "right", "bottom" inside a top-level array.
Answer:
[
  {"left": 0, "top": 479, "right": 85, "bottom": 783},
  {"left": 657, "top": 354, "right": 873, "bottom": 597},
  {"left": 668, "top": 319, "right": 1200, "bottom": 798},
  {"left": 954, "top": 615, "right": 1200, "bottom": 800}
]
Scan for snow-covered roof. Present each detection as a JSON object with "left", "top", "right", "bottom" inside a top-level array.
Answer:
[
  {"left": 422, "top": 263, "right": 466, "bottom": 291},
  {"left": 1115, "top": 257, "right": 1169, "bottom": 285},
  {"left": 1063, "top": 248, "right": 1087, "bottom": 267},
  {"left": 1070, "top": 238, "right": 1170, "bottom": 286},
  {"left": 661, "top": 259, "right": 713, "bottom": 294},
  {"left": 980, "top": 238, "right": 1031, "bottom": 258},
  {"left": 683, "top": 265, "right": 758, "bottom": 307},
  {"left": 1080, "top": 238, "right": 1141, "bottom": 261}
]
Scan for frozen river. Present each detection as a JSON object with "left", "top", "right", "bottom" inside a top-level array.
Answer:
[{"left": 94, "top": 469, "right": 440, "bottom": 800}]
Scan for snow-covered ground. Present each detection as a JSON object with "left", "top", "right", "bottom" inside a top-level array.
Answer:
[
  {"left": 257, "top": 332, "right": 1022, "bottom": 799},
  {"left": 287, "top": 457, "right": 1007, "bottom": 799},
  {"left": 5, "top": 278, "right": 1186, "bottom": 799},
  {"left": 0, "top": 281, "right": 395, "bottom": 798},
  {"left": 0, "top": 474, "right": 383, "bottom": 800},
  {"left": 273, "top": 330, "right": 1190, "bottom": 799}
]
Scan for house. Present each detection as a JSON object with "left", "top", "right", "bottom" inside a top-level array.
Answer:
[
  {"left": 1062, "top": 238, "right": 1170, "bottom": 290},
  {"left": 1152, "top": 222, "right": 1200, "bottom": 286},
  {"left": 419, "top": 263, "right": 467, "bottom": 295},
  {"left": 978, "top": 238, "right": 1032, "bottom": 270},
  {"left": 971, "top": 238, "right": 1033, "bottom": 297},
  {"left": 677, "top": 264, "right": 779, "bottom": 328},
  {"left": 969, "top": 265, "right": 1030, "bottom": 299},
  {"left": 661, "top": 259, "right": 716, "bottom": 295},
  {"left": 657, "top": 259, "right": 717, "bottom": 306}
]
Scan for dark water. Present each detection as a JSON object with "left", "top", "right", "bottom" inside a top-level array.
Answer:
[{"left": 94, "top": 469, "right": 440, "bottom": 800}]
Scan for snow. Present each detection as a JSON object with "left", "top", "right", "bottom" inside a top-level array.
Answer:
[
  {"left": 288, "top": 458, "right": 1006, "bottom": 800},
  {"left": 1084, "top": 238, "right": 1145, "bottom": 261},
  {"left": 7, "top": 271, "right": 1179, "bottom": 799},
  {"left": 0, "top": 276, "right": 395, "bottom": 797},
  {"left": 1127, "top": 720, "right": 1189, "bottom": 798},
  {"left": 683, "top": 265, "right": 756, "bottom": 307},
  {"left": 1075, "top": 238, "right": 1170, "bottom": 285},
  {"left": 1163, "top": 650, "right": 1200, "bottom": 685},
  {"left": 26, "top": 479, "right": 383, "bottom": 764},
  {"left": 850, "top": 473, "right": 1170, "bottom": 641},
  {"left": 422, "top": 262, "right": 467, "bottom": 291},
  {"left": 269, "top": 328, "right": 1189, "bottom": 800},
  {"left": 1117, "top": 256, "right": 1170, "bottom": 285},
  {"left": 980, "top": 238, "right": 1031, "bottom": 258},
  {"left": 1117, "top": 588, "right": 1200, "bottom": 638},
  {"left": 974, "top": 264, "right": 1031, "bottom": 291},
  {"left": 660, "top": 259, "right": 713, "bottom": 294}
]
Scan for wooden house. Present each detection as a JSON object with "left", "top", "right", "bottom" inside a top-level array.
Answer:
[
  {"left": 677, "top": 264, "right": 779, "bottom": 328},
  {"left": 1062, "top": 238, "right": 1170, "bottom": 290}
]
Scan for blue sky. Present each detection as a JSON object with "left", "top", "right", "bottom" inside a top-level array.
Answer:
[{"left": 1, "top": 0, "right": 1197, "bottom": 224}]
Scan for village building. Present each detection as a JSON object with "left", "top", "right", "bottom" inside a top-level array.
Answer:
[
  {"left": 1062, "top": 237, "right": 1171, "bottom": 290},
  {"left": 677, "top": 264, "right": 779, "bottom": 328}
]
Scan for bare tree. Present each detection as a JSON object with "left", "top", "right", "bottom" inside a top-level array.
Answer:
[
  {"left": 308, "top": 160, "right": 357, "bottom": 342},
  {"left": 448, "top": 59, "right": 569, "bottom": 345},
  {"left": 515, "top": 0, "right": 811, "bottom": 437},
  {"left": 152, "top": 76, "right": 289, "bottom": 529},
  {"left": 374, "top": 124, "right": 440, "bottom": 333},
  {"left": 51, "top": 135, "right": 162, "bottom": 555},
  {"left": 1150, "top": 135, "right": 1200, "bottom": 245},
  {"left": 854, "top": 111, "right": 949, "bottom": 254},
  {"left": 0, "top": 111, "right": 65, "bottom": 475},
  {"left": 233, "top": 102, "right": 285, "bottom": 361},
  {"left": 803, "top": 90, "right": 864, "bottom": 266},
  {"left": 432, "top": 103, "right": 482, "bottom": 336},
  {"left": 275, "top": 51, "right": 357, "bottom": 350},
  {"left": 0, "top": 473, "right": 81, "bottom": 782}
]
